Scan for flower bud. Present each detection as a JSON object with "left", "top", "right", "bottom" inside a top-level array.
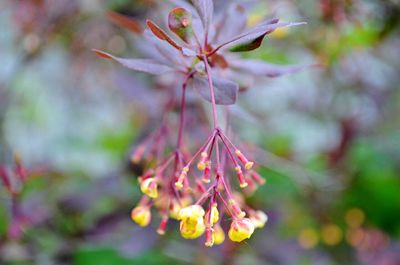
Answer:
[
  {"left": 213, "top": 223, "right": 225, "bottom": 245},
  {"left": 243, "top": 175, "right": 257, "bottom": 196},
  {"left": 169, "top": 199, "right": 181, "bottom": 220},
  {"left": 250, "top": 210, "right": 268, "bottom": 229},
  {"left": 250, "top": 171, "right": 266, "bottom": 185},
  {"left": 205, "top": 227, "right": 214, "bottom": 247},
  {"left": 178, "top": 205, "right": 205, "bottom": 219},
  {"left": 235, "top": 150, "right": 254, "bottom": 170},
  {"left": 157, "top": 216, "right": 169, "bottom": 235},
  {"left": 138, "top": 169, "right": 154, "bottom": 183},
  {"left": 140, "top": 177, "right": 158, "bottom": 198},
  {"left": 210, "top": 204, "right": 219, "bottom": 225},
  {"left": 228, "top": 218, "right": 255, "bottom": 242},
  {"left": 131, "top": 206, "right": 151, "bottom": 227},
  {"left": 229, "top": 199, "right": 246, "bottom": 218},
  {"left": 202, "top": 161, "right": 211, "bottom": 183},
  {"left": 235, "top": 166, "right": 248, "bottom": 188},
  {"left": 178, "top": 205, "right": 206, "bottom": 239},
  {"left": 175, "top": 166, "right": 189, "bottom": 190},
  {"left": 197, "top": 152, "right": 208, "bottom": 171}
]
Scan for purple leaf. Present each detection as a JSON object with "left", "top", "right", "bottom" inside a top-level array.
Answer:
[
  {"left": 191, "top": 75, "right": 238, "bottom": 105},
  {"left": 214, "top": 20, "right": 306, "bottom": 53},
  {"left": 144, "top": 32, "right": 192, "bottom": 69},
  {"left": 231, "top": 59, "right": 316, "bottom": 77},
  {"left": 213, "top": 4, "right": 247, "bottom": 44},
  {"left": 191, "top": 0, "right": 213, "bottom": 33},
  {"left": 93, "top": 49, "right": 174, "bottom": 75}
]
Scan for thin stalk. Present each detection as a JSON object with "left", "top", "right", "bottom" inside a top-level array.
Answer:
[
  {"left": 218, "top": 134, "right": 239, "bottom": 168},
  {"left": 185, "top": 130, "right": 217, "bottom": 167},
  {"left": 202, "top": 55, "right": 219, "bottom": 128},
  {"left": 176, "top": 73, "right": 193, "bottom": 150}
]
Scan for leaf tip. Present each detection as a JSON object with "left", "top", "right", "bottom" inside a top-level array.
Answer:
[
  {"left": 146, "top": 19, "right": 154, "bottom": 27},
  {"left": 106, "top": 11, "right": 143, "bottom": 34},
  {"left": 92, "top": 49, "right": 113, "bottom": 60}
]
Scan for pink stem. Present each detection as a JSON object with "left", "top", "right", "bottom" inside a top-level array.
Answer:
[
  {"left": 218, "top": 133, "right": 239, "bottom": 168},
  {"left": 202, "top": 55, "right": 219, "bottom": 128},
  {"left": 176, "top": 73, "right": 194, "bottom": 150}
]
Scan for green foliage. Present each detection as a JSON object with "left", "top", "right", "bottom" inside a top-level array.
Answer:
[
  {"left": 73, "top": 247, "right": 185, "bottom": 265},
  {"left": 343, "top": 141, "right": 400, "bottom": 235}
]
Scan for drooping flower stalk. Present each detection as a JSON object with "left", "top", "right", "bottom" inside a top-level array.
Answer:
[{"left": 93, "top": 0, "right": 309, "bottom": 247}]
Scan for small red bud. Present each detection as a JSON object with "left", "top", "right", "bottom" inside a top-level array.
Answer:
[
  {"left": 205, "top": 227, "right": 214, "bottom": 247},
  {"left": 202, "top": 161, "right": 211, "bottom": 183},
  {"left": 235, "top": 166, "right": 248, "bottom": 188},
  {"left": 157, "top": 216, "right": 169, "bottom": 235},
  {"left": 197, "top": 152, "right": 208, "bottom": 171},
  {"left": 235, "top": 150, "right": 254, "bottom": 170},
  {"left": 229, "top": 199, "right": 246, "bottom": 218},
  {"left": 250, "top": 171, "right": 266, "bottom": 185},
  {"left": 175, "top": 166, "right": 189, "bottom": 190}
]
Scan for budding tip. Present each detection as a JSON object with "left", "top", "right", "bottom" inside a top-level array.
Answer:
[
  {"left": 157, "top": 229, "right": 166, "bottom": 235},
  {"left": 240, "top": 182, "right": 249, "bottom": 188},
  {"left": 202, "top": 178, "right": 211, "bottom": 184},
  {"left": 245, "top": 162, "right": 254, "bottom": 170},
  {"left": 235, "top": 150, "right": 242, "bottom": 155},
  {"left": 197, "top": 162, "right": 206, "bottom": 171},
  {"left": 238, "top": 212, "right": 246, "bottom": 218},
  {"left": 175, "top": 182, "right": 183, "bottom": 190}
]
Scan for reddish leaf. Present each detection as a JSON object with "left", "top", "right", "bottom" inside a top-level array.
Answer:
[
  {"left": 93, "top": 49, "right": 174, "bottom": 75},
  {"left": 213, "top": 20, "right": 306, "bottom": 53},
  {"left": 168, "top": 7, "right": 193, "bottom": 43},
  {"left": 191, "top": 0, "right": 213, "bottom": 33},
  {"left": 191, "top": 75, "right": 238, "bottom": 105},
  {"left": 210, "top": 53, "right": 229, "bottom": 69},
  {"left": 146, "top": 19, "right": 182, "bottom": 51},
  {"left": 107, "top": 11, "right": 143, "bottom": 34},
  {"left": 231, "top": 59, "right": 317, "bottom": 77},
  {"left": 93, "top": 49, "right": 113, "bottom": 60}
]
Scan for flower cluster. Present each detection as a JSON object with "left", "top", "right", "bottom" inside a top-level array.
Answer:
[{"left": 95, "top": 0, "right": 305, "bottom": 246}]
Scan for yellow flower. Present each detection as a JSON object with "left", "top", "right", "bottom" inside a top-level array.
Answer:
[
  {"left": 250, "top": 210, "right": 268, "bottom": 229},
  {"left": 213, "top": 224, "right": 225, "bottom": 245},
  {"left": 210, "top": 205, "right": 219, "bottom": 225},
  {"left": 140, "top": 177, "right": 158, "bottom": 198},
  {"left": 228, "top": 218, "right": 255, "bottom": 242},
  {"left": 131, "top": 206, "right": 151, "bottom": 227},
  {"left": 178, "top": 205, "right": 205, "bottom": 239},
  {"left": 169, "top": 200, "right": 181, "bottom": 220}
]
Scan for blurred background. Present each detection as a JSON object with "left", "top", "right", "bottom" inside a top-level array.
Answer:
[{"left": 1, "top": 0, "right": 400, "bottom": 264}]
